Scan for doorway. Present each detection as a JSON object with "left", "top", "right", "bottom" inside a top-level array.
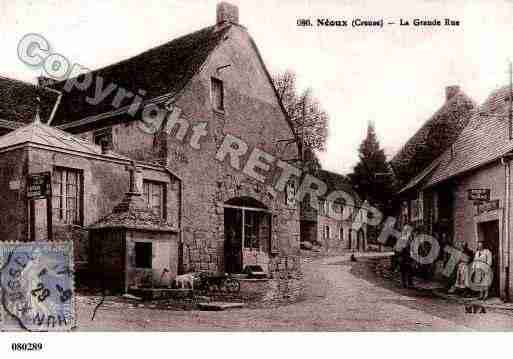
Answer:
[
  {"left": 224, "top": 207, "right": 243, "bottom": 273},
  {"left": 478, "top": 220, "right": 500, "bottom": 297},
  {"left": 224, "top": 197, "right": 271, "bottom": 274},
  {"left": 357, "top": 229, "right": 365, "bottom": 251}
]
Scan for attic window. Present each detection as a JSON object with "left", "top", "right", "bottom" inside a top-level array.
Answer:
[{"left": 211, "top": 77, "right": 224, "bottom": 111}]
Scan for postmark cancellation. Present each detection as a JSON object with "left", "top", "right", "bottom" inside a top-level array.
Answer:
[{"left": 0, "top": 241, "right": 75, "bottom": 331}]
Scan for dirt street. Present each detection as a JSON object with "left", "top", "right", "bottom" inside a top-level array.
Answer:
[{"left": 76, "top": 255, "right": 513, "bottom": 331}]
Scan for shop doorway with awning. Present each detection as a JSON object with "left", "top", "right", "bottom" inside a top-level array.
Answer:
[{"left": 224, "top": 197, "right": 271, "bottom": 273}]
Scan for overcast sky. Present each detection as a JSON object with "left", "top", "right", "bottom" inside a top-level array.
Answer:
[{"left": 1, "top": 0, "right": 513, "bottom": 174}]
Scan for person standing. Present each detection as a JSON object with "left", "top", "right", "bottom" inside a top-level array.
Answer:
[
  {"left": 472, "top": 241, "right": 492, "bottom": 300},
  {"left": 448, "top": 257, "right": 470, "bottom": 295},
  {"left": 398, "top": 245, "right": 414, "bottom": 289}
]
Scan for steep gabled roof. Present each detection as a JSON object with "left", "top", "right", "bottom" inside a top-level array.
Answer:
[
  {"left": 49, "top": 25, "right": 231, "bottom": 126},
  {"left": 426, "top": 86, "right": 513, "bottom": 187},
  {"left": 390, "top": 90, "right": 476, "bottom": 186},
  {"left": 0, "top": 75, "right": 59, "bottom": 125}
]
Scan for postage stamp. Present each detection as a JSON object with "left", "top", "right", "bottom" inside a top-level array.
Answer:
[{"left": 0, "top": 241, "right": 75, "bottom": 331}]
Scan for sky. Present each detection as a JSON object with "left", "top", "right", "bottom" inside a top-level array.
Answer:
[{"left": 1, "top": 0, "right": 513, "bottom": 174}]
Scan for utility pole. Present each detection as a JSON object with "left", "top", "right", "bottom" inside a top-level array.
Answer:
[
  {"left": 301, "top": 96, "right": 306, "bottom": 170},
  {"left": 509, "top": 60, "right": 512, "bottom": 140}
]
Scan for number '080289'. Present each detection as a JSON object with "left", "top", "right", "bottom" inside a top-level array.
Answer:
[{"left": 11, "top": 343, "right": 43, "bottom": 351}]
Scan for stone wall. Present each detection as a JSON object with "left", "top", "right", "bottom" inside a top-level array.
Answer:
[
  {"left": 0, "top": 145, "right": 178, "bottom": 269},
  {"left": 163, "top": 25, "right": 301, "bottom": 301},
  {"left": 0, "top": 148, "right": 29, "bottom": 242},
  {"left": 127, "top": 230, "right": 179, "bottom": 289}
]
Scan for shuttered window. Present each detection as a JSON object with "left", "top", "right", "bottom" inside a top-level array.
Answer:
[
  {"left": 211, "top": 77, "right": 224, "bottom": 111},
  {"left": 52, "top": 167, "right": 82, "bottom": 225},
  {"left": 143, "top": 180, "right": 166, "bottom": 219}
]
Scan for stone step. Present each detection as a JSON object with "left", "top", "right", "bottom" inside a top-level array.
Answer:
[
  {"left": 197, "top": 301, "right": 245, "bottom": 311},
  {"left": 128, "top": 288, "right": 193, "bottom": 301}
]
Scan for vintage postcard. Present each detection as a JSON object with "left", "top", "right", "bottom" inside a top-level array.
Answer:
[{"left": 1, "top": 0, "right": 513, "bottom": 357}]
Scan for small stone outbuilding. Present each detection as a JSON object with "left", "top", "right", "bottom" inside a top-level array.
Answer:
[{"left": 89, "top": 165, "right": 179, "bottom": 293}]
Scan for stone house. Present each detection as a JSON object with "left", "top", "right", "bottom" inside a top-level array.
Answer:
[
  {"left": 0, "top": 2, "right": 303, "bottom": 299},
  {"left": 0, "top": 117, "right": 180, "bottom": 291},
  {"left": 394, "top": 85, "right": 513, "bottom": 300},
  {"left": 300, "top": 169, "right": 367, "bottom": 252},
  {"left": 391, "top": 85, "right": 476, "bottom": 235}
]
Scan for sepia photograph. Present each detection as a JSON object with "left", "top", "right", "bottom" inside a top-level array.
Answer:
[{"left": 1, "top": 0, "right": 513, "bottom": 356}]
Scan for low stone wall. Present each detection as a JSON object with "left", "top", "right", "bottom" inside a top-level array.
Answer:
[
  {"left": 211, "top": 273, "right": 304, "bottom": 305},
  {"left": 202, "top": 255, "right": 305, "bottom": 305}
]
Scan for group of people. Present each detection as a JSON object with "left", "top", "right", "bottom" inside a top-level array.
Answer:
[
  {"left": 449, "top": 240, "right": 493, "bottom": 300},
  {"left": 392, "top": 240, "right": 493, "bottom": 300}
]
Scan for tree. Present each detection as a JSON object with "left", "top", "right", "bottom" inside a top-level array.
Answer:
[
  {"left": 272, "top": 70, "right": 328, "bottom": 169},
  {"left": 349, "top": 122, "right": 394, "bottom": 209}
]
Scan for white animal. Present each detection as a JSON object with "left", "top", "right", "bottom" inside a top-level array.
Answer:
[{"left": 173, "top": 273, "right": 196, "bottom": 289}]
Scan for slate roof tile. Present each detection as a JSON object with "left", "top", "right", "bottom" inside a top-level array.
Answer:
[
  {"left": 48, "top": 25, "right": 231, "bottom": 126},
  {"left": 390, "top": 91, "right": 477, "bottom": 187},
  {"left": 0, "top": 75, "right": 59, "bottom": 125},
  {"left": 425, "top": 86, "right": 513, "bottom": 187}
]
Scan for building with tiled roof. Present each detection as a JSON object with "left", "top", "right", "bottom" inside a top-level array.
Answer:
[
  {"left": 301, "top": 169, "right": 367, "bottom": 252},
  {"left": 46, "top": 25, "right": 231, "bottom": 129},
  {"left": 0, "top": 117, "right": 127, "bottom": 160},
  {"left": 425, "top": 86, "right": 513, "bottom": 186},
  {"left": 0, "top": 117, "right": 179, "bottom": 275},
  {"left": 390, "top": 86, "right": 476, "bottom": 187},
  {"left": 0, "top": 3, "right": 303, "bottom": 301},
  {"left": 395, "top": 84, "right": 513, "bottom": 301}
]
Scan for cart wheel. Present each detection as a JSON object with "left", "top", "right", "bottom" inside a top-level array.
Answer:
[
  {"left": 225, "top": 278, "right": 240, "bottom": 293},
  {"left": 219, "top": 283, "right": 228, "bottom": 293}
]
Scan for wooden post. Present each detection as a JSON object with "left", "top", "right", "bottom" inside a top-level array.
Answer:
[
  {"left": 509, "top": 61, "right": 512, "bottom": 140},
  {"left": 241, "top": 208, "right": 245, "bottom": 271},
  {"left": 29, "top": 199, "right": 35, "bottom": 241},
  {"left": 47, "top": 194, "right": 52, "bottom": 240}
]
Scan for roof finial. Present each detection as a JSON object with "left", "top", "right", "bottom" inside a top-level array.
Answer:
[{"left": 34, "top": 96, "right": 41, "bottom": 124}]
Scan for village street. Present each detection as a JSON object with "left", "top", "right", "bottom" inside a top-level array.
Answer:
[{"left": 76, "top": 255, "right": 513, "bottom": 331}]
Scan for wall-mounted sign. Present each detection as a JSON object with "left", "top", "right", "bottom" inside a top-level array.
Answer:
[
  {"left": 477, "top": 199, "right": 500, "bottom": 215},
  {"left": 468, "top": 188, "right": 490, "bottom": 202},
  {"left": 27, "top": 172, "right": 51, "bottom": 200}
]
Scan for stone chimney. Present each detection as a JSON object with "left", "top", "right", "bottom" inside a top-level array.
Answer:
[
  {"left": 445, "top": 85, "right": 460, "bottom": 101},
  {"left": 217, "top": 2, "right": 239, "bottom": 25},
  {"left": 109, "top": 161, "right": 146, "bottom": 214}
]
